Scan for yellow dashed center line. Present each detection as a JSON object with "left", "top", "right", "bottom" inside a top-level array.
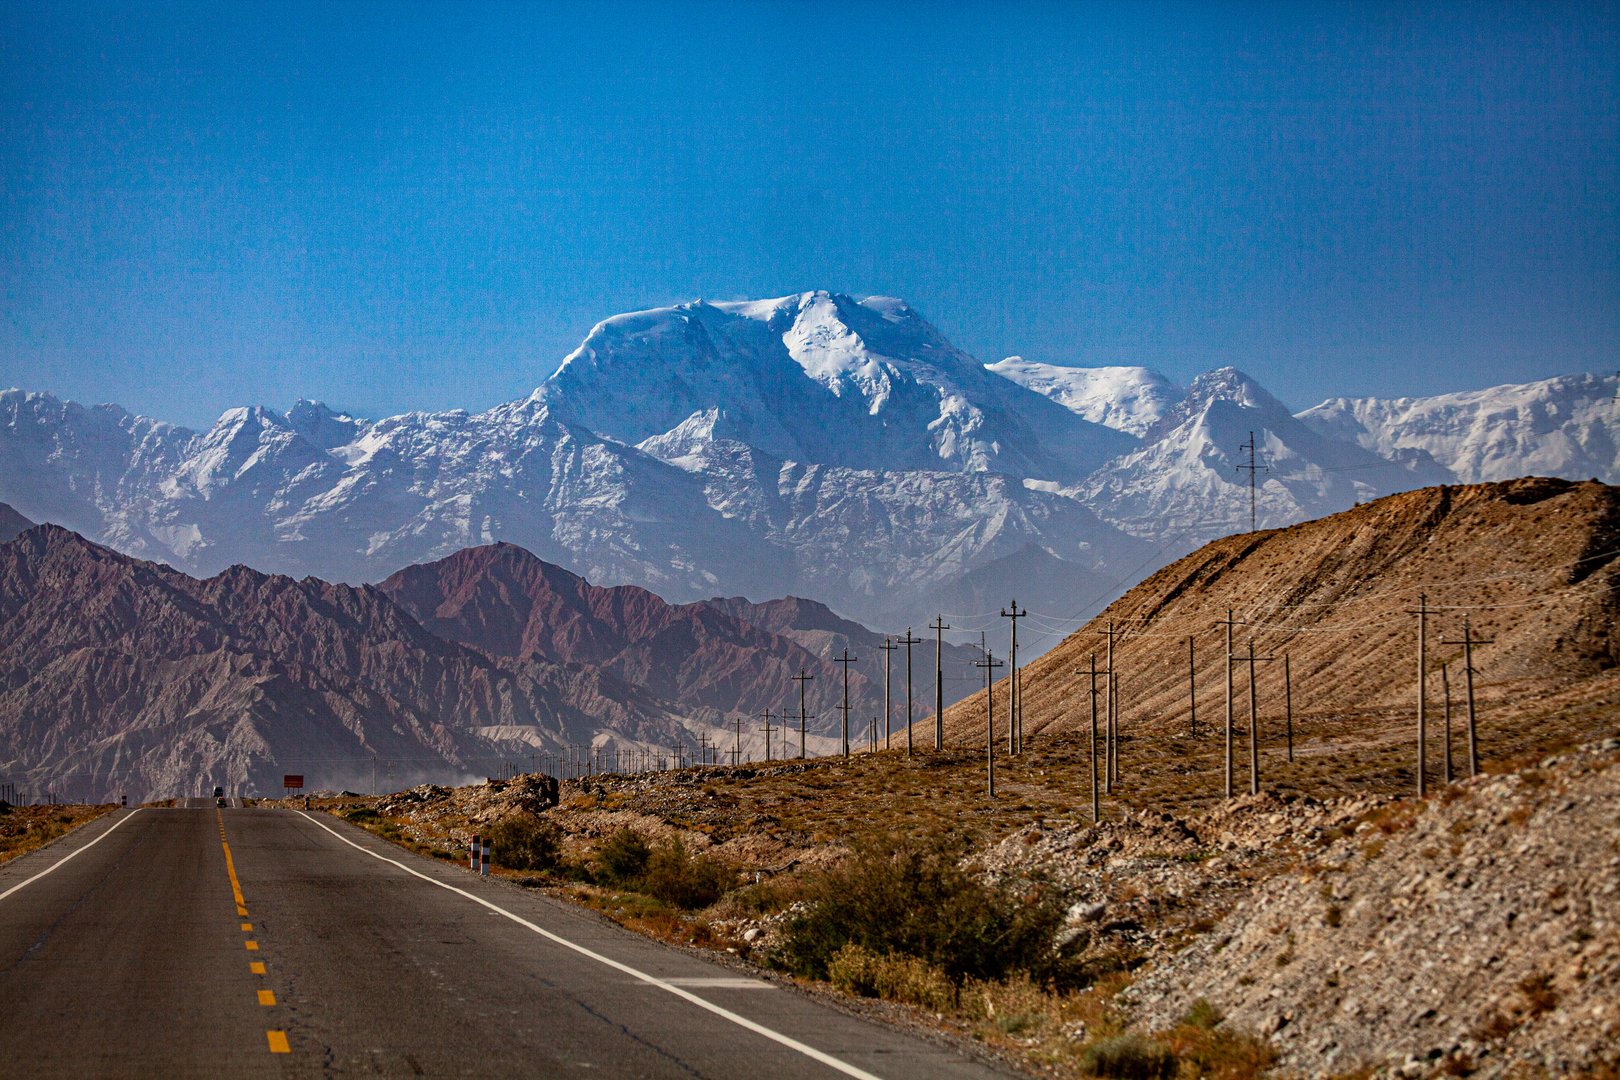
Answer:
[{"left": 218, "top": 810, "right": 290, "bottom": 1059}]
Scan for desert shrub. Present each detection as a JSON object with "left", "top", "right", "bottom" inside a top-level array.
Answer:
[
  {"left": 1080, "top": 1033, "right": 1177, "bottom": 1079},
  {"left": 344, "top": 807, "right": 380, "bottom": 822},
  {"left": 771, "top": 833, "right": 1071, "bottom": 987},
  {"left": 826, "top": 943, "right": 955, "bottom": 1012},
  {"left": 596, "top": 828, "right": 651, "bottom": 884},
  {"left": 641, "top": 837, "right": 733, "bottom": 910},
  {"left": 1182, "top": 998, "right": 1222, "bottom": 1030},
  {"left": 485, "top": 816, "right": 561, "bottom": 872}
]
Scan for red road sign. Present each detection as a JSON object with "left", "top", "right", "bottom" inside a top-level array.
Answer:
[{"left": 283, "top": 774, "right": 304, "bottom": 790}]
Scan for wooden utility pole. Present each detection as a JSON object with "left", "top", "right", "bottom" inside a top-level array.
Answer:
[
  {"left": 1237, "top": 638, "right": 1274, "bottom": 795},
  {"left": 1442, "top": 616, "right": 1492, "bottom": 778},
  {"left": 791, "top": 670, "right": 814, "bottom": 759},
  {"left": 930, "top": 616, "right": 950, "bottom": 750},
  {"left": 734, "top": 715, "right": 744, "bottom": 767},
  {"left": 1408, "top": 593, "right": 1430, "bottom": 796},
  {"left": 1088, "top": 653, "right": 1100, "bottom": 823},
  {"left": 834, "top": 649, "right": 858, "bottom": 758},
  {"left": 1216, "top": 610, "right": 1239, "bottom": 798},
  {"left": 760, "top": 708, "right": 773, "bottom": 762},
  {"left": 897, "top": 628, "right": 922, "bottom": 757},
  {"left": 1284, "top": 653, "right": 1294, "bottom": 762},
  {"left": 1001, "top": 600, "right": 1026, "bottom": 754},
  {"left": 1236, "top": 430, "right": 1269, "bottom": 533},
  {"left": 1187, "top": 636, "right": 1197, "bottom": 738},
  {"left": 878, "top": 637, "right": 897, "bottom": 750},
  {"left": 975, "top": 649, "right": 1003, "bottom": 797},
  {"left": 1096, "top": 621, "right": 1120, "bottom": 791}
]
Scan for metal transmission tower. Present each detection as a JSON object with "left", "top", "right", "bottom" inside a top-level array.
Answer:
[
  {"left": 1000, "top": 600, "right": 1027, "bottom": 754},
  {"left": 930, "top": 616, "right": 950, "bottom": 749},
  {"left": 834, "top": 649, "right": 859, "bottom": 758},
  {"left": 897, "top": 628, "right": 923, "bottom": 757},
  {"left": 1235, "top": 430, "right": 1269, "bottom": 532},
  {"left": 790, "top": 669, "right": 814, "bottom": 758}
]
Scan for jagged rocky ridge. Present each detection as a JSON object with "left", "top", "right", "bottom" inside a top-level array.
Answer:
[{"left": 0, "top": 521, "right": 964, "bottom": 801}]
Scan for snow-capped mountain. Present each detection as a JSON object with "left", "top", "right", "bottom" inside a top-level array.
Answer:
[
  {"left": 2, "top": 293, "right": 1610, "bottom": 643},
  {"left": 1298, "top": 373, "right": 1620, "bottom": 485},
  {"left": 540, "top": 292, "right": 1133, "bottom": 482},
  {"left": 1078, "top": 368, "right": 1454, "bottom": 544},
  {"left": 985, "top": 358, "right": 1182, "bottom": 437}
]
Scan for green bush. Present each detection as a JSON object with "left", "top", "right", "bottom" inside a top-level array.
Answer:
[
  {"left": 597, "top": 828, "right": 652, "bottom": 884},
  {"left": 485, "top": 816, "right": 561, "bottom": 872},
  {"left": 771, "top": 833, "right": 1071, "bottom": 987},
  {"left": 641, "top": 836, "right": 733, "bottom": 910},
  {"left": 1080, "top": 1034, "right": 1177, "bottom": 1079}
]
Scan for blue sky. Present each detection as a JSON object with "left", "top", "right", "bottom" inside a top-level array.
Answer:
[{"left": 3, "top": 1, "right": 1616, "bottom": 430}]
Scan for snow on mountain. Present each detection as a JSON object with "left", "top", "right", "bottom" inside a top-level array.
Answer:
[
  {"left": 1297, "top": 373, "right": 1620, "bottom": 485},
  {"left": 538, "top": 291, "right": 1133, "bottom": 482},
  {"left": 1079, "top": 368, "right": 1453, "bottom": 546},
  {"left": 2, "top": 300, "right": 1602, "bottom": 647},
  {"left": 985, "top": 358, "right": 1182, "bottom": 437}
]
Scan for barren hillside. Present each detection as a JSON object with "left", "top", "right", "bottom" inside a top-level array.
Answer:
[{"left": 944, "top": 479, "right": 1618, "bottom": 761}]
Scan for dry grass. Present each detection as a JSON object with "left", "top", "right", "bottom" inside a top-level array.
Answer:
[{"left": 0, "top": 803, "right": 117, "bottom": 865}]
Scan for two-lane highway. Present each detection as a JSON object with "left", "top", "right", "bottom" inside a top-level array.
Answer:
[{"left": 0, "top": 808, "right": 1017, "bottom": 1078}]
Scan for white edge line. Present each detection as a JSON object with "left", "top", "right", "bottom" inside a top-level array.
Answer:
[
  {"left": 296, "top": 811, "right": 885, "bottom": 1080},
  {"left": 0, "top": 809, "right": 143, "bottom": 903}
]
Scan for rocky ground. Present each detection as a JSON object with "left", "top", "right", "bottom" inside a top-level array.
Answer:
[{"left": 303, "top": 719, "right": 1619, "bottom": 1079}]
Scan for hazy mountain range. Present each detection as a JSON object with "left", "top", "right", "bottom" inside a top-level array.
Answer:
[
  {"left": 0, "top": 512, "right": 983, "bottom": 801},
  {"left": 2, "top": 292, "right": 1616, "bottom": 638}
]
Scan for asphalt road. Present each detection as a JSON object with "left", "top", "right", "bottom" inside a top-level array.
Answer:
[{"left": 0, "top": 808, "right": 1018, "bottom": 1079}]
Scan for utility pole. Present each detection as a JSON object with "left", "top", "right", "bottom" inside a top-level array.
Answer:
[
  {"left": 1237, "top": 638, "right": 1274, "bottom": 795},
  {"left": 1096, "top": 621, "right": 1120, "bottom": 792},
  {"left": 975, "top": 649, "right": 1003, "bottom": 797},
  {"left": 1236, "top": 430, "right": 1269, "bottom": 533},
  {"left": 898, "top": 628, "right": 922, "bottom": 757},
  {"left": 1442, "top": 615, "right": 1493, "bottom": 779},
  {"left": 760, "top": 708, "right": 773, "bottom": 762},
  {"left": 1408, "top": 592, "right": 1430, "bottom": 796},
  {"left": 1440, "top": 662, "right": 1453, "bottom": 783},
  {"left": 930, "top": 616, "right": 950, "bottom": 750},
  {"left": 791, "top": 670, "right": 814, "bottom": 759},
  {"left": 834, "top": 649, "right": 858, "bottom": 758},
  {"left": 1001, "top": 600, "right": 1026, "bottom": 754},
  {"left": 1284, "top": 653, "right": 1294, "bottom": 762},
  {"left": 1216, "top": 610, "right": 1239, "bottom": 798},
  {"left": 1088, "top": 654, "right": 1100, "bottom": 824},
  {"left": 878, "top": 637, "right": 897, "bottom": 750},
  {"left": 1187, "top": 637, "right": 1197, "bottom": 738},
  {"left": 734, "top": 714, "right": 744, "bottom": 767}
]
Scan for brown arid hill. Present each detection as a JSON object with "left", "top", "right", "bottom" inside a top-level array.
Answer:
[
  {"left": 705, "top": 593, "right": 985, "bottom": 707},
  {"left": 0, "top": 502, "right": 34, "bottom": 543},
  {"left": 378, "top": 542, "right": 918, "bottom": 739},
  {"left": 940, "top": 478, "right": 1618, "bottom": 773},
  {"left": 0, "top": 526, "right": 689, "bottom": 802}
]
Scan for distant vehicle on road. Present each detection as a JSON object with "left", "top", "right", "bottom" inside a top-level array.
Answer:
[{"left": 213, "top": 785, "right": 225, "bottom": 807}]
